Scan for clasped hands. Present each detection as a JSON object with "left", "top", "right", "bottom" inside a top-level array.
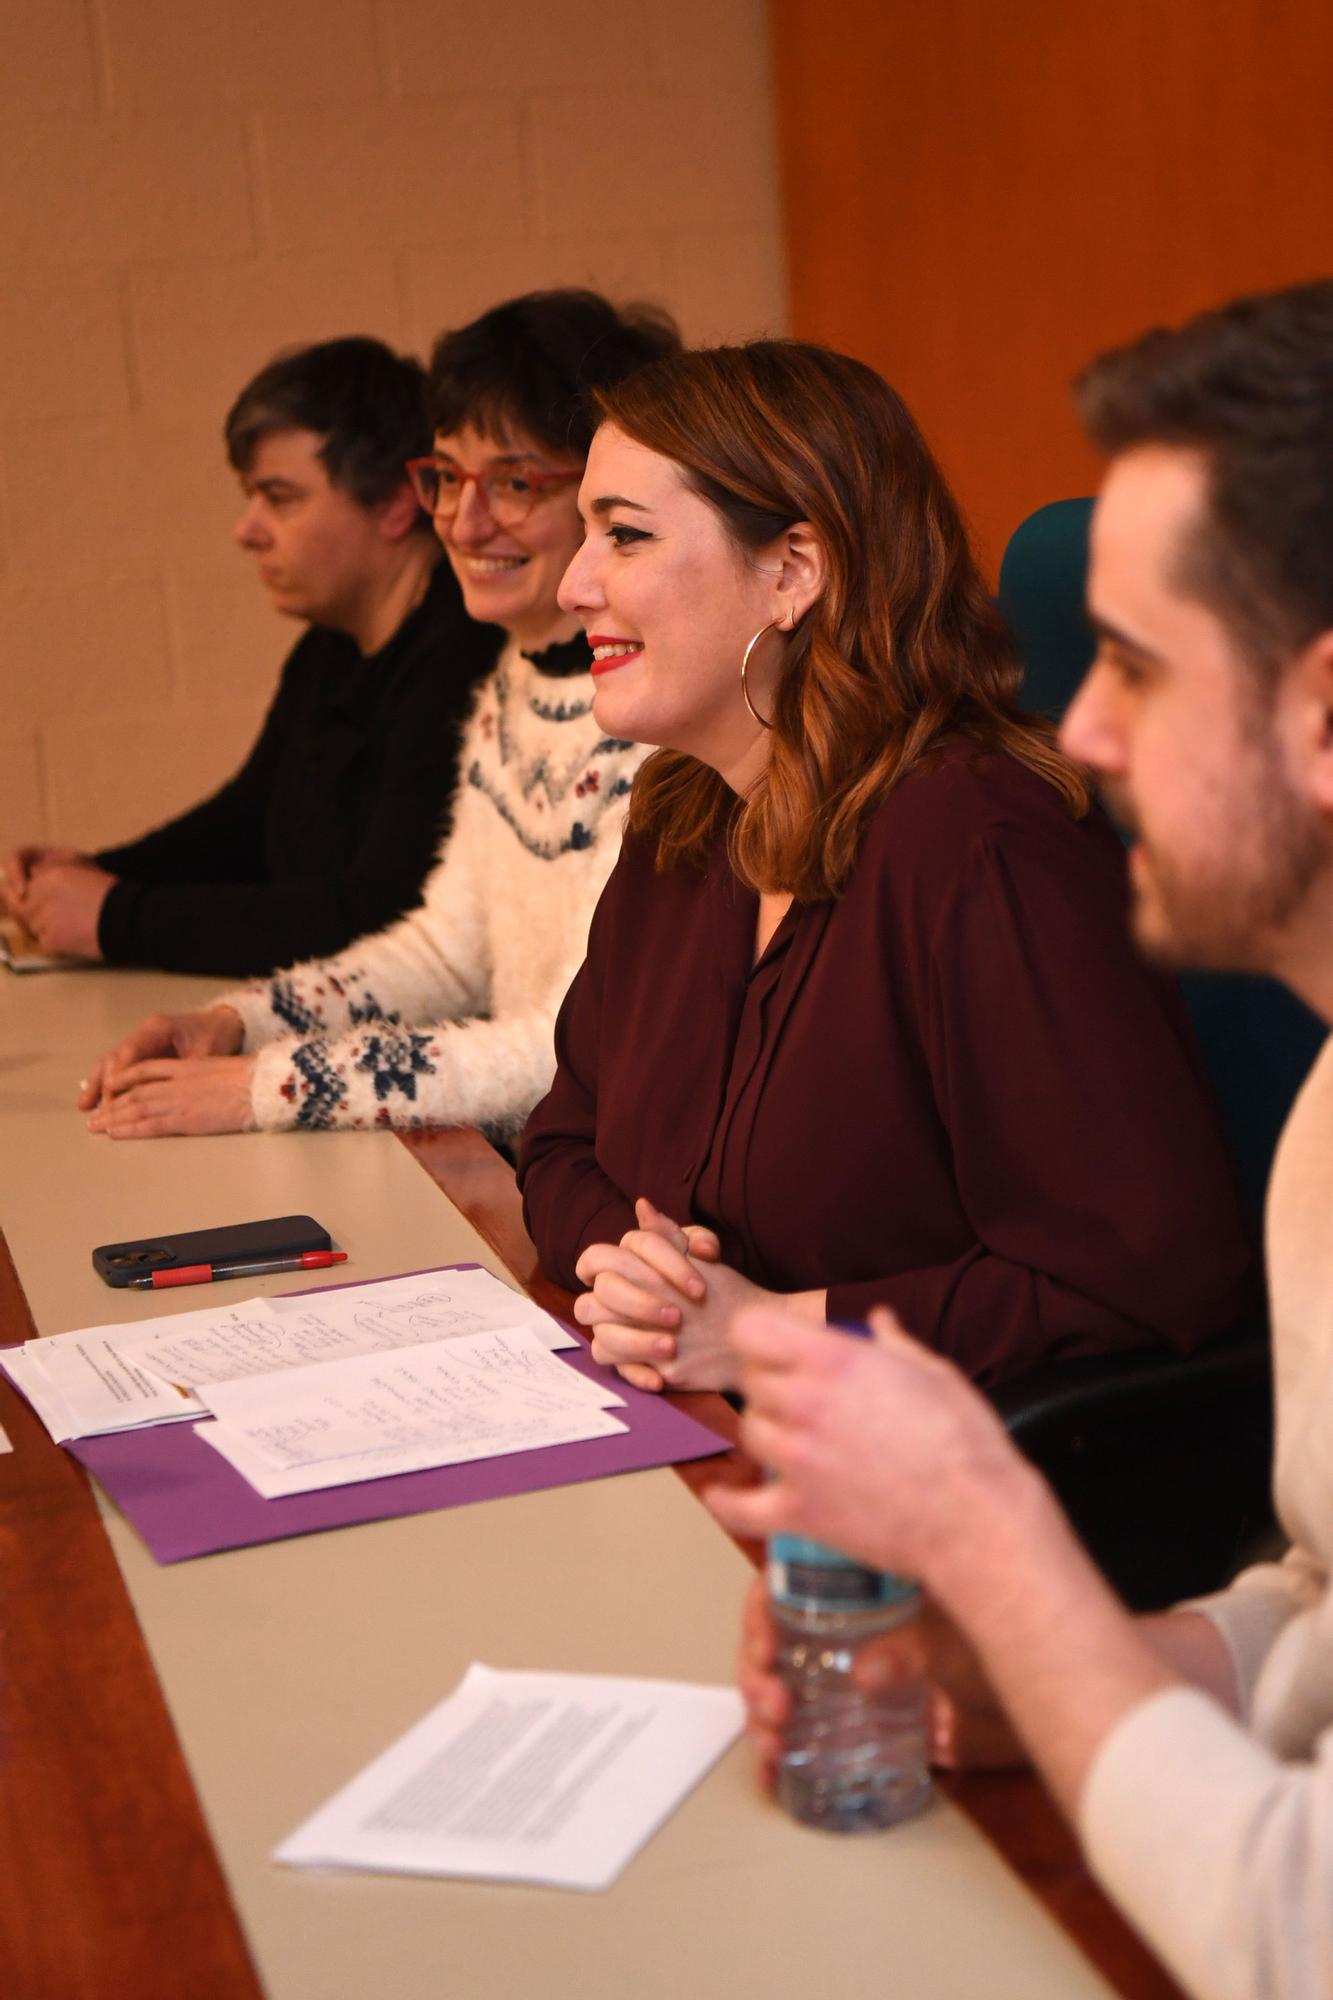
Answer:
[
  {"left": 77, "top": 1005, "right": 258, "bottom": 1139},
  {"left": 573, "top": 1197, "right": 780, "bottom": 1394},
  {"left": 0, "top": 845, "right": 113, "bottom": 959}
]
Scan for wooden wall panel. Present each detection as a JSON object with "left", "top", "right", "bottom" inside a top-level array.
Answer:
[{"left": 770, "top": 0, "right": 1333, "bottom": 570}]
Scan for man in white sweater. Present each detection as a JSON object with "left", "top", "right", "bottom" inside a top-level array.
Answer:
[{"left": 708, "top": 280, "right": 1333, "bottom": 2000}]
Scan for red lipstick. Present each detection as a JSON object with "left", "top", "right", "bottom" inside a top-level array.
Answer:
[{"left": 587, "top": 634, "right": 644, "bottom": 677}]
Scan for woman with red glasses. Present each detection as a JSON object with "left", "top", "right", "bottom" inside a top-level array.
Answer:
[{"left": 79, "top": 291, "right": 679, "bottom": 1143}]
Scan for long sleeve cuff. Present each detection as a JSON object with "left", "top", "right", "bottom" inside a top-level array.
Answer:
[
  {"left": 249, "top": 1039, "right": 304, "bottom": 1129},
  {"left": 246, "top": 1005, "right": 564, "bottom": 1138},
  {"left": 95, "top": 879, "right": 139, "bottom": 964},
  {"left": 1182, "top": 1565, "right": 1312, "bottom": 1719},
  {"left": 221, "top": 982, "right": 284, "bottom": 1051}
]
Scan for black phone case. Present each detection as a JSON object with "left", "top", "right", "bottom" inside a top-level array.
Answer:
[{"left": 92, "top": 1213, "right": 331, "bottom": 1286}]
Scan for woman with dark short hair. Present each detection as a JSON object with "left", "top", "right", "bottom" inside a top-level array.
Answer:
[
  {"left": 79, "top": 291, "right": 679, "bottom": 1142},
  {"left": 517, "top": 340, "right": 1255, "bottom": 1388}
]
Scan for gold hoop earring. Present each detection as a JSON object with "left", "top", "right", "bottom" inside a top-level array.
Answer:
[{"left": 740, "top": 613, "right": 793, "bottom": 730}]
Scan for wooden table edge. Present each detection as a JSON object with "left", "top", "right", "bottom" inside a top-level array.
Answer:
[
  {"left": 398, "top": 1125, "right": 1186, "bottom": 2000},
  {"left": 0, "top": 1230, "right": 265, "bottom": 2000}
]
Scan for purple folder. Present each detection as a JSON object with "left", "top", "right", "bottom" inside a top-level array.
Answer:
[{"left": 46, "top": 1266, "right": 730, "bottom": 1564}]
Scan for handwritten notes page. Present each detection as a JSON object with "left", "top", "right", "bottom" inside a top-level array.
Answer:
[
  {"left": 276, "top": 1663, "right": 744, "bottom": 1891},
  {"left": 266, "top": 1267, "right": 577, "bottom": 1349},
  {"left": 195, "top": 1326, "right": 626, "bottom": 1498},
  {"left": 111, "top": 1266, "right": 575, "bottom": 1392}
]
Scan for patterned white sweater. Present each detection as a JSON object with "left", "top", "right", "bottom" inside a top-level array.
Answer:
[{"left": 221, "top": 636, "right": 644, "bottom": 1138}]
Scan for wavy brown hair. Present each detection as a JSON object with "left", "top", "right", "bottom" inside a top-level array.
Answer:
[{"left": 594, "top": 342, "right": 1090, "bottom": 899}]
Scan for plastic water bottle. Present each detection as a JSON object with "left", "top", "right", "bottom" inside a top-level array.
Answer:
[{"left": 769, "top": 1532, "right": 932, "bottom": 1832}]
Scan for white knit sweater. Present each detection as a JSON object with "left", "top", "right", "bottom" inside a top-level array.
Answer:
[
  {"left": 1080, "top": 1027, "right": 1333, "bottom": 2000},
  {"left": 222, "top": 638, "right": 644, "bottom": 1139}
]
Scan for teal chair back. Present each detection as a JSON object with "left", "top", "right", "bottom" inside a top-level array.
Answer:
[
  {"left": 991, "top": 499, "right": 1325, "bottom": 1607},
  {"left": 998, "top": 499, "right": 1325, "bottom": 1236},
  {"left": 998, "top": 497, "right": 1098, "bottom": 722}
]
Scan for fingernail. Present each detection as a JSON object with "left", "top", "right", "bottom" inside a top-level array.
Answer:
[
  {"left": 655, "top": 1336, "right": 676, "bottom": 1357},
  {"left": 659, "top": 1304, "right": 679, "bottom": 1324}
]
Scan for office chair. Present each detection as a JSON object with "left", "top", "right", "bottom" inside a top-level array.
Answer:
[{"left": 989, "top": 500, "right": 1325, "bottom": 1609}]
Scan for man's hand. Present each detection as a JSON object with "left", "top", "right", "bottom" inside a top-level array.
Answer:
[
  {"left": 707, "top": 1304, "right": 1021, "bottom": 1579},
  {"left": 85, "top": 1054, "right": 259, "bottom": 1138},
  {"left": 710, "top": 1304, "right": 1188, "bottom": 1822},
  {"left": 0, "top": 844, "right": 88, "bottom": 915},
  {"left": 77, "top": 1007, "right": 245, "bottom": 1112},
  {"left": 14, "top": 861, "right": 114, "bottom": 958},
  {"left": 736, "top": 1574, "right": 1026, "bottom": 1783}
]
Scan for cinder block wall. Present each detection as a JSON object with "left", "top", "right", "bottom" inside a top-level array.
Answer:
[{"left": 0, "top": 0, "right": 786, "bottom": 853}]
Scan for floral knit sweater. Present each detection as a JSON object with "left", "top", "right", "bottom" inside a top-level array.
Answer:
[{"left": 221, "top": 635, "right": 645, "bottom": 1139}]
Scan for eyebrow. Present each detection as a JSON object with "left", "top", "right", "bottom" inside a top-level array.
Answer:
[
  {"left": 436, "top": 449, "right": 541, "bottom": 469},
  {"left": 1088, "top": 612, "right": 1165, "bottom": 665},
  {"left": 586, "top": 494, "right": 653, "bottom": 516}
]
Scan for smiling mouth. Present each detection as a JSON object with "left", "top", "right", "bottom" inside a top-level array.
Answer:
[
  {"left": 460, "top": 555, "right": 528, "bottom": 576},
  {"left": 588, "top": 637, "right": 644, "bottom": 674}
]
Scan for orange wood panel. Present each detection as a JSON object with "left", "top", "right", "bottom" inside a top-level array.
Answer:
[{"left": 770, "top": 0, "right": 1333, "bottom": 569}]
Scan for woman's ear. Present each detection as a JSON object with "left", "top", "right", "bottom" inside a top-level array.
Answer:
[{"left": 774, "top": 521, "right": 827, "bottom": 627}]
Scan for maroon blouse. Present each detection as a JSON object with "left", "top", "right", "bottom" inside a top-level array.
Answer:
[{"left": 517, "top": 746, "right": 1256, "bottom": 1384}]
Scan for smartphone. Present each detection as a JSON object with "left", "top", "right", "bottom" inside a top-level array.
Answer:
[{"left": 92, "top": 1214, "right": 332, "bottom": 1287}]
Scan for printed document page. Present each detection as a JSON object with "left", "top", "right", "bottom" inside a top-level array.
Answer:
[
  {"left": 195, "top": 1326, "right": 627, "bottom": 1497},
  {"left": 0, "top": 1314, "right": 231, "bottom": 1438},
  {"left": 276, "top": 1663, "right": 744, "bottom": 1891}
]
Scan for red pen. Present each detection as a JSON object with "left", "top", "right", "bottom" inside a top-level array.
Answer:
[{"left": 127, "top": 1250, "right": 348, "bottom": 1290}]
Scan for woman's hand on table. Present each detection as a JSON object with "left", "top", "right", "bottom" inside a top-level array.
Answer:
[
  {"left": 575, "top": 1197, "right": 780, "bottom": 1394},
  {"left": 76, "top": 1006, "right": 246, "bottom": 1113},
  {"left": 85, "top": 1053, "right": 258, "bottom": 1139}
]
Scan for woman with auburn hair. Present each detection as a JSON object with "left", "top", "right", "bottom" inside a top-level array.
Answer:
[{"left": 517, "top": 340, "right": 1255, "bottom": 1391}]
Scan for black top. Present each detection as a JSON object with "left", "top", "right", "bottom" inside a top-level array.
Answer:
[{"left": 95, "top": 559, "right": 501, "bottom": 978}]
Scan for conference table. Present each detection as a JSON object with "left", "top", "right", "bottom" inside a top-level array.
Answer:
[{"left": 0, "top": 967, "right": 1185, "bottom": 2000}]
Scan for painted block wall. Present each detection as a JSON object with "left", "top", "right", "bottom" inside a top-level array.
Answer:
[{"left": 0, "top": 0, "right": 786, "bottom": 852}]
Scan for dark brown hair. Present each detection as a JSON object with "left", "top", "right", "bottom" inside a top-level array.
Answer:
[
  {"left": 427, "top": 290, "right": 680, "bottom": 459},
  {"left": 1076, "top": 279, "right": 1333, "bottom": 680},
  {"left": 225, "top": 336, "right": 427, "bottom": 508},
  {"left": 595, "top": 341, "right": 1089, "bottom": 899}
]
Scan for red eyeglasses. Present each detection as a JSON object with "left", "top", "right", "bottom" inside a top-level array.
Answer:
[{"left": 405, "top": 457, "right": 580, "bottom": 528}]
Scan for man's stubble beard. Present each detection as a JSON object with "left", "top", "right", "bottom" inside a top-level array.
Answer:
[{"left": 1129, "top": 743, "right": 1327, "bottom": 974}]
